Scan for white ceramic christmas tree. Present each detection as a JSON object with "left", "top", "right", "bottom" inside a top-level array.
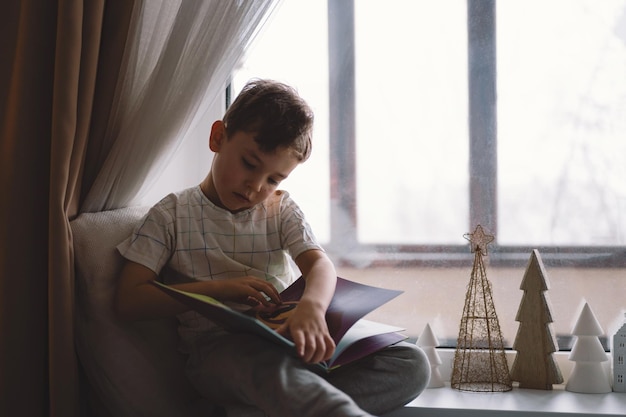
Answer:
[
  {"left": 417, "top": 323, "right": 444, "bottom": 388},
  {"left": 565, "top": 302, "right": 612, "bottom": 393}
]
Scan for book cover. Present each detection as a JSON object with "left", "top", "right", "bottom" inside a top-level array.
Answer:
[{"left": 151, "top": 276, "right": 406, "bottom": 371}]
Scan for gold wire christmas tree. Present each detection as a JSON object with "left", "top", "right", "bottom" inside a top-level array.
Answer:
[{"left": 451, "top": 225, "right": 512, "bottom": 392}]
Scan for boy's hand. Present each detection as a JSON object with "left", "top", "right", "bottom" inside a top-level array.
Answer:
[
  {"left": 275, "top": 299, "right": 335, "bottom": 364},
  {"left": 212, "top": 276, "right": 281, "bottom": 307}
]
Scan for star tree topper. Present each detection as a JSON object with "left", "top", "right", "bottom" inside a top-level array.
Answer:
[{"left": 464, "top": 225, "right": 494, "bottom": 255}]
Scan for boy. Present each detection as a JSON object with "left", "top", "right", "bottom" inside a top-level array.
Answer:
[{"left": 115, "top": 79, "right": 429, "bottom": 417}]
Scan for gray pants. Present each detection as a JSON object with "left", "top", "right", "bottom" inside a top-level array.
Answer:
[{"left": 185, "top": 333, "right": 430, "bottom": 417}]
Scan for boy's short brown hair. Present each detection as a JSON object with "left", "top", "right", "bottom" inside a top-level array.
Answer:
[{"left": 223, "top": 79, "right": 314, "bottom": 161}]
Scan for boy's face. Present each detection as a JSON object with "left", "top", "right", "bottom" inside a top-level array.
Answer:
[{"left": 205, "top": 121, "right": 300, "bottom": 213}]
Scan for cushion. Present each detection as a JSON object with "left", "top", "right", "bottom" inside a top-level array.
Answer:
[{"left": 72, "top": 207, "right": 213, "bottom": 417}]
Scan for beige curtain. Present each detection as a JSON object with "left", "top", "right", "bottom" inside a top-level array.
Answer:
[
  {"left": 1, "top": 0, "right": 281, "bottom": 415},
  {"left": 0, "top": 1, "right": 134, "bottom": 416}
]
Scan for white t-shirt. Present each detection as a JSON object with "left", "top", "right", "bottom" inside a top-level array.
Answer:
[{"left": 117, "top": 185, "right": 323, "bottom": 346}]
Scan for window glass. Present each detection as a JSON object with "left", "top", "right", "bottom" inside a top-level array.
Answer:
[
  {"left": 497, "top": 0, "right": 626, "bottom": 245},
  {"left": 230, "top": 0, "right": 626, "bottom": 350},
  {"left": 354, "top": 0, "right": 469, "bottom": 244},
  {"left": 232, "top": 0, "right": 331, "bottom": 242}
]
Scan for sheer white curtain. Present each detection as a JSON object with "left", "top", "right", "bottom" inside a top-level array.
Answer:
[{"left": 82, "top": 0, "right": 281, "bottom": 212}]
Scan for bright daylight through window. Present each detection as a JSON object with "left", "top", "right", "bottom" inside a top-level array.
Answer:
[{"left": 232, "top": 0, "right": 626, "bottom": 349}]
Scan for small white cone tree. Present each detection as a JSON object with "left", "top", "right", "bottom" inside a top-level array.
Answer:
[
  {"left": 565, "top": 302, "right": 612, "bottom": 393},
  {"left": 417, "top": 323, "right": 444, "bottom": 388}
]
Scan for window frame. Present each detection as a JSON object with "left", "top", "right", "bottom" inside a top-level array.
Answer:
[{"left": 326, "top": 0, "right": 625, "bottom": 268}]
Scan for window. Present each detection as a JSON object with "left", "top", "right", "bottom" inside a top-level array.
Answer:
[
  {"left": 233, "top": 0, "right": 626, "bottom": 349},
  {"left": 498, "top": 0, "right": 626, "bottom": 246}
]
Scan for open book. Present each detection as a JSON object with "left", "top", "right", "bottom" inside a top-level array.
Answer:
[{"left": 151, "top": 276, "right": 407, "bottom": 372}]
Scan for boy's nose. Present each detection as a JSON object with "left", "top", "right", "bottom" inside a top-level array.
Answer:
[{"left": 247, "top": 176, "right": 264, "bottom": 192}]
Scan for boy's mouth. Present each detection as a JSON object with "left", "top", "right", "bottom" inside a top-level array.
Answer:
[{"left": 234, "top": 192, "right": 251, "bottom": 204}]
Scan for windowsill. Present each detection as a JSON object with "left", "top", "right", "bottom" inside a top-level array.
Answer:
[
  {"left": 382, "top": 349, "right": 626, "bottom": 417},
  {"left": 384, "top": 383, "right": 626, "bottom": 417}
]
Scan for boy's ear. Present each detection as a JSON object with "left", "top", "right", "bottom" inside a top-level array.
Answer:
[{"left": 209, "top": 121, "right": 226, "bottom": 152}]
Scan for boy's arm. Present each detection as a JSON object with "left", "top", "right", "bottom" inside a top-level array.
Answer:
[
  {"left": 278, "top": 249, "right": 337, "bottom": 363},
  {"left": 115, "top": 261, "right": 188, "bottom": 320},
  {"left": 115, "top": 260, "right": 282, "bottom": 321}
]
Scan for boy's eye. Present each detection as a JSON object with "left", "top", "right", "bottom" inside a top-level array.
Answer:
[
  {"left": 268, "top": 178, "right": 279, "bottom": 186},
  {"left": 242, "top": 158, "right": 255, "bottom": 169}
]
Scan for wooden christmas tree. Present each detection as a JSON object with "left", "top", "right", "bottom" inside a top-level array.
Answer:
[
  {"left": 565, "top": 302, "right": 612, "bottom": 393},
  {"left": 510, "top": 250, "right": 563, "bottom": 389},
  {"left": 417, "top": 323, "right": 444, "bottom": 388},
  {"left": 451, "top": 225, "right": 512, "bottom": 392}
]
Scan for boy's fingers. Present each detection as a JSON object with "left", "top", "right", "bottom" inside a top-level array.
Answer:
[
  {"left": 309, "top": 335, "right": 333, "bottom": 364},
  {"left": 263, "top": 286, "right": 281, "bottom": 304},
  {"left": 323, "top": 335, "right": 336, "bottom": 361},
  {"left": 250, "top": 280, "right": 281, "bottom": 305},
  {"left": 276, "top": 327, "right": 333, "bottom": 364},
  {"left": 290, "top": 330, "right": 306, "bottom": 358}
]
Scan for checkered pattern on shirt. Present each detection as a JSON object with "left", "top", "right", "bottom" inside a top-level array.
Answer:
[
  {"left": 117, "top": 186, "right": 323, "bottom": 343},
  {"left": 117, "top": 185, "right": 322, "bottom": 291}
]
